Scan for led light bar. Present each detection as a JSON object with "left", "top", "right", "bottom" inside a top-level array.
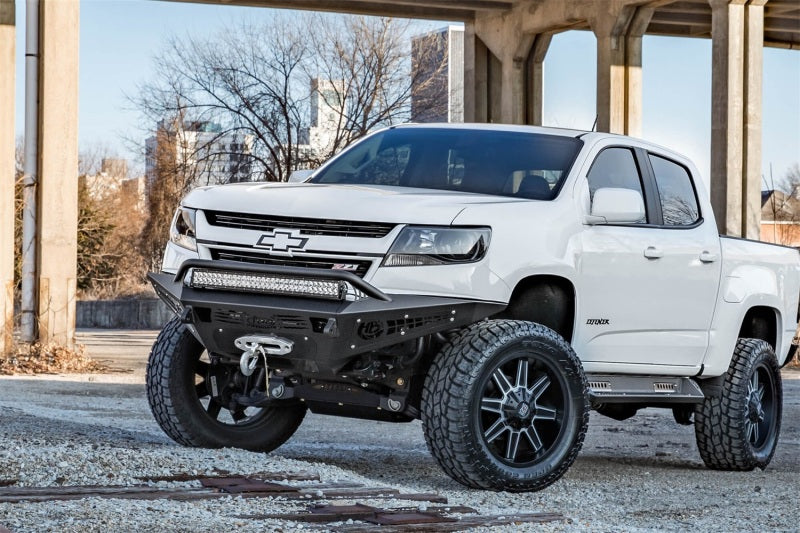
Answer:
[{"left": 188, "top": 268, "right": 347, "bottom": 300}]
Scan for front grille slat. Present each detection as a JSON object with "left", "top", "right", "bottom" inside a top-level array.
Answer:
[
  {"left": 210, "top": 249, "right": 372, "bottom": 278},
  {"left": 206, "top": 210, "right": 396, "bottom": 239}
]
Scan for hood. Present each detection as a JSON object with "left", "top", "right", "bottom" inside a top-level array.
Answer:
[{"left": 183, "top": 182, "right": 529, "bottom": 225}]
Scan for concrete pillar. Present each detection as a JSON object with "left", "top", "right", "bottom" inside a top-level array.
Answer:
[
  {"left": 464, "top": 22, "right": 488, "bottom": 123},
  {"left": 593, "top": 9, "right": 630, "bottom": 134},
  {"left": 464, "top": 22, "right": 477, "bottom": 122},
  {"left": 743, "top": 0, "right": 766, "bottom": 240},
  {"left": 500, "top": 55, "right": 526, "bottom": 124},
  {"left": 592, "top": 6, "right": 652, "bottom": 135},
  {"left": 527, "top": 33, "right": 552, "bottom": 126},
  {"left": 624, "top": 8, "right": 653, "bottom": 138},
  {"left": 487, "top": 49, "right": 502, "bottom": 122},
  {"left": 0, "top": 0, "right": 14, "bottom": 354},
  {"left": 36, "top": 0, "right": 80, "bottom": 346},
  {"left": 709, "top": 0, "right": 747, "bottom": 237}
]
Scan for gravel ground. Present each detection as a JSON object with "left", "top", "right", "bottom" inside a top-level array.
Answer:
[{"left": 0, "top": 330, "right": 798, "bottom": 532}]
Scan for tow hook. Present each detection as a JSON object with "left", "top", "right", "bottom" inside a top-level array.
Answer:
[{"left": 234, "top": 335, "right": 294, "bottom": 397}]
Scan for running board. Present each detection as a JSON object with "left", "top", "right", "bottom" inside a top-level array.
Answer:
[{"left": 585, "top": 374, "right": 705, "bottom": 404}]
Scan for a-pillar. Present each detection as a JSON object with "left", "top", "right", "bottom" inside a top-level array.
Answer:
[
  {"left": 709, "top": 0, "right": 764, "bottom": 238},
  {"left": 592, "top": 6, "right": 653, "bottom": 135},
  {"left": 0, "top": 0, "right": 14, "bottom": 354},
  {"left": 36, "top": 0, "right": 80, "bottom": 346}
]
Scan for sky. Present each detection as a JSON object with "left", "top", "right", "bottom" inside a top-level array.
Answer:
[{"left": 11, "top": 0, "right": 800, "bottom": 189}]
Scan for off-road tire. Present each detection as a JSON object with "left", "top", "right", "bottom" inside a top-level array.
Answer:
[
  {"left": 146, "top": 317, "right": 306, "bottom": 451},
  {"left": 694, "top": 338, "right": 782, "bottom": 470},
  {"left": 421, "top": 319, "right": 589, "bottom": 492}
]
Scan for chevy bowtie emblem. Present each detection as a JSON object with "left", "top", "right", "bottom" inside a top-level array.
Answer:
[{"left": 254, "top": 230, "right": 308, "bottom": 254}]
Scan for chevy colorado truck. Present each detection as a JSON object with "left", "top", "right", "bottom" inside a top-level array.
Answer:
[{"left": 147, "top": 124, "right": 800, "bottom": 492}]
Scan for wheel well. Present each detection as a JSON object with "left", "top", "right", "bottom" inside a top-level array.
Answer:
[
  {"left": 738, "top": 306, "right": 778, "bottom": 349},
  {"left": 495, "top": 275, "right": 576, "bottom": 342}
]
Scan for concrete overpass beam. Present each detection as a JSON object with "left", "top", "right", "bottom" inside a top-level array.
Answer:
[
  {"left": 0, "top": 0, "right": 14, "bottom": 354},
  {"left": 709, "top": 0, "right": 747, "bottom": 237},
  {"left": 36, "top": 0, "right": 80, "bottom": 346}
]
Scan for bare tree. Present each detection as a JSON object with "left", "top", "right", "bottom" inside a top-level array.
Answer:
[
  {"left": 139, "top": 116, "right": 200, "bottom": 271},
  {"left": 14, "top": 141, "right": 150, "bottom": 299},
  {"left": 133, "top": 14, "right": 448, "bottom": 182},
  {"left": 302, "top": 15, "right": 448, "bottom": 165},
  {"left": 134, "top": 15, "right": 310, "bottom": 183}
]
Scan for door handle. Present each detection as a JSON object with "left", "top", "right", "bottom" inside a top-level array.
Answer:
[
  {"left": 699, "top": 251, "right": 718, "bottom": 263},
  {"left": 643, "top": 246, "right": 663, "bottom": 259}
]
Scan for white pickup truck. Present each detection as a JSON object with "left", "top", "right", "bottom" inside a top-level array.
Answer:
[{"left": 146, "top": 124, "right": 800, "bottom": 492}]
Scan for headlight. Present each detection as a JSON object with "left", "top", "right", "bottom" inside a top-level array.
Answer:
[
  {"left": 170, "top": 207, "right": 197, "bottom": 251},
  {"left": 383, "top": 226, "right": 491, "bottom": 267}
]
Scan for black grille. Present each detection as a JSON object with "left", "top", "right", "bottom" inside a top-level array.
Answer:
[
  {"left": 210, "top": 248, "right": 373, "bottom": 278},
  {"left": 205, "top": 210, "right": 396, "bottom": 239}
]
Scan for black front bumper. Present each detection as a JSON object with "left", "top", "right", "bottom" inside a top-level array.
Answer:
[{"left": 149, "top": 260, "right": 505, "bottom": 376}]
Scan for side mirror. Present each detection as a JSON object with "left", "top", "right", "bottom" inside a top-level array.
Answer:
[
  {"left": 585, "top": 187, "right": 645, "bottom": 225},
  {"left": 288, "top": 169, "right": 315, "bottom": 183}
]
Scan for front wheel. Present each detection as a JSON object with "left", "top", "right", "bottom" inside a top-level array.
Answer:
[
  {"left": 694, "top": 338, "right": 782, "bottom": 470},
  {"left": 146, "top": 318, "right": 306, "bottom": 451},
  {"left": 421, "top": 320, "right": 589, "bottom": 492}
]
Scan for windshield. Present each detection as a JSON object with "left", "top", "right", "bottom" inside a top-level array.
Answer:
[{"left": 310, "top": 128, "right": 582, "bottom": 200}]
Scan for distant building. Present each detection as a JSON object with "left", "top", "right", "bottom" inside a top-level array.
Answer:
[
  {"left": 411, "top": 26, "right": 464, "bottom": 123},
  {"left": 761, "top": 189, "right": 800, "bottom": 247},
  {"left": 145, "top": 120, "right": 254, "bottom": 190},
  {"left": 294, "top": 79, "right": 349, "bottom": 170},
  {"left": 80, "top": 158, "right": 129, "bottom": 200}
]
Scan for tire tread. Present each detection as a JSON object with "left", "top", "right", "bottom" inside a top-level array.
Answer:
[{"left": 421, "top": 319, "right": 589, "bottom": 492}]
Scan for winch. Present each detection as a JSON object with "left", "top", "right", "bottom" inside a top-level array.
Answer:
[{"left": 234, "top": 334, "right": 294, "bottom": 396}]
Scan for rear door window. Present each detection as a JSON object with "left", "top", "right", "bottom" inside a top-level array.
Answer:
[{"left": 649, "top": 154, "right": 700, "bottom": 226}]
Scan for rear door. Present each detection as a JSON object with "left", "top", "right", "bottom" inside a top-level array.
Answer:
[{"left": 574, "top": 143, "right": 721, "bottom": 368}]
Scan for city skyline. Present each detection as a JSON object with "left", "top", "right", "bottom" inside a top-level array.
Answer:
[{"left": 9, "top": 0, "right": 800, "bottom": 189}]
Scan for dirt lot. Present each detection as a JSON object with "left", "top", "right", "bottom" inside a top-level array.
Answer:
[{"left": 0, "top": 330, "right": 798, "bottom": 532}]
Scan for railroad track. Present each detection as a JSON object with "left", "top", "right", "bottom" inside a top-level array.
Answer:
[{"left": 0, "top": 473, "right": 568, "bottom": 531}]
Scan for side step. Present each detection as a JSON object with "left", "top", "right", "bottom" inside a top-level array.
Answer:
[{"left": 585, "top": 374, "right": 705, "bottom": 404}]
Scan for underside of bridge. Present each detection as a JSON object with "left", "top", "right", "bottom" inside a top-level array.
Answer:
[{"left": 0, "top": 0, "right": 798, "bottom": 349}]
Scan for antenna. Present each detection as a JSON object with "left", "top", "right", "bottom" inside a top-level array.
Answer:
[{"left": 591, "top": 115, "right": 597, "bottom": 132}]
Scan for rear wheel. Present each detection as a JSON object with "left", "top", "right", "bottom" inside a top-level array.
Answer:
[
  {"left": 694, "top": 338, "right": 782, "bottom": 470},
  {"left": 146, "top": 318, "right": 306, "bottom": 451},
  {"left": 421, "top": 320, "right": 588, "bottom": 492}
]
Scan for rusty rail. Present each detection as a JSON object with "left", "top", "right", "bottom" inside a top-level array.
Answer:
[{"left": 0, "top": 474, "right": 569, "bottom": 529}]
